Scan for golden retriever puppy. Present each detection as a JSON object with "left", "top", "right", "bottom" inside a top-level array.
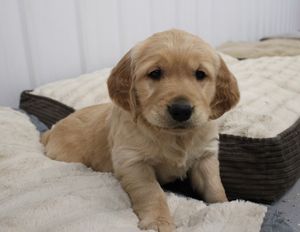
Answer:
[{"left": 42, "top": 29, "right": 239, "bottom": 232}]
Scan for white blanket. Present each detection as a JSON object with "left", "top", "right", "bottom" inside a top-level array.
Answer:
[{"left": 0, "top": 107, "right": 267, "bottom": 232}]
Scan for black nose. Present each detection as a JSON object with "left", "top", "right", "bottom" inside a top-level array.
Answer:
[{"left": 167, "top": 100, "right": 193, "bottom": 122}]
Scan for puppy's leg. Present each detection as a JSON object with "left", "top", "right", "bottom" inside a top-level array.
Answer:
[
  {"left": 114, "top": 160, "right": 175, "bottom": 232},
  {"left": 190, "top": 154, "right": 227, "bottom": 203}
]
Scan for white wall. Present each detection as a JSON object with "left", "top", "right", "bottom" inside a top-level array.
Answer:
[{"left": 1, "top": 0, "right": 300, "bottom": 107}]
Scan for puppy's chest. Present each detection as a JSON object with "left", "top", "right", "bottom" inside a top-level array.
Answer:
[{"left": 152, "top": 140, "right": 203, "bottom": 184}]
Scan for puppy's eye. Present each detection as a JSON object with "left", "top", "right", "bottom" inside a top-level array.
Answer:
[
  {"left": 195, "top": 70, "right": 207, "bottom": 81},
  {"left": 148, "top": 69, "right": 162, "bottom": 80}
]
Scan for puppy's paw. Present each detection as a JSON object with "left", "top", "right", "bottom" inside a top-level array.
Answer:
[
  {"left": 212, "top": 196, "right": 228, "bottom": 203},
  {"left": 138, "top": 217, "right": 175, "bottom": 232},
  {"left": 205, "top": 192, "right": 228, "bottom": 203}
]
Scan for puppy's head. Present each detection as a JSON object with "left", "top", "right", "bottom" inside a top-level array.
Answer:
[{"left": 107, "top": 29, "right": 239, "bottom": 132}]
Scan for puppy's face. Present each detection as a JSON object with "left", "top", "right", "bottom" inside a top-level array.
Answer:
[{"left": 108, "top": 30, "right": 239, "bottom": 132}]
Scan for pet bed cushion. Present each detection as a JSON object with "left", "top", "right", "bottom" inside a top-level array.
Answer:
[
  {"left": 0, "top": 107, "right": 267, "bottom": 232},
  {"left": 217, "top": 38, "right": 300, "bottom": 59},
  {"left": 260, "top": 32, "right": 300, "bottom": 41},
  {"left": 20, "top": 55, "right": 300, "bottom": 203}
]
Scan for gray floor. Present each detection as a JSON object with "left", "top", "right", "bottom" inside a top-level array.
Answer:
[{"left": 272, "top": 178, "right": 300, "bottom": 231}]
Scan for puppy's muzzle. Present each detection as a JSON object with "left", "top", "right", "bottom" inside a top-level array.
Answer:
[{"left": 167, "top": 98, "right": 194, "bottom": 122}]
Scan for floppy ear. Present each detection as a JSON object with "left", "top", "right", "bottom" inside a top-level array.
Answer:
[
  {"left": 210, "top": 56, "right": 240, "bottom": 119},
  {"left": 107, "top": 51, "right": 135, "bottom": 112}
]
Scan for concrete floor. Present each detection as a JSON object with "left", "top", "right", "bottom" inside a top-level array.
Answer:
[{"left": 272, "top": 178, "right": 300, "bottom": 231}]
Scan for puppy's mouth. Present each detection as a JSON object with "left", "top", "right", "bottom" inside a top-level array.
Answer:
[
  {"left": 141, "top": 109, "right": 204, "bottom": 133},
  {"left": 142, "top": 114, "right": 196, "bottom": 133},
  {"left": 157, "top": 122, "right": 197, "bottom": 133},
  {"left": 171, "top": 123, "right": 193, "bottom": 130}
]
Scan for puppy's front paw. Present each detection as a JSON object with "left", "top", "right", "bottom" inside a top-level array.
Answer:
[
  {"left": 205, "top": 191, "right": 228, "bottom": 203},
  {"left": 138, "top": 217, "right": 175, "bottom": 232}
]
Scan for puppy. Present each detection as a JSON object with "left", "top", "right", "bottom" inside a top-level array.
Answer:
[{"left": 42, "top": 29, "right": 239, "bottom": 232}]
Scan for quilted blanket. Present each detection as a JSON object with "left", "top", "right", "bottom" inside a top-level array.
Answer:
[
  {"left": 0, "top": 107, "right": 266, "bottom": 232},
  {"left": 32, "top": 54, "right": 300, "bottom": 138}
]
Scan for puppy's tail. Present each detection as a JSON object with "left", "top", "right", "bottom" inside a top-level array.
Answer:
[{"left": 40, "top": 130, "right": 51, "bottom": 145}]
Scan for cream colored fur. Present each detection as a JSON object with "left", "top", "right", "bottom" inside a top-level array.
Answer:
[{"left": 42, "top": 29, "right": 239, "bottom": 232}]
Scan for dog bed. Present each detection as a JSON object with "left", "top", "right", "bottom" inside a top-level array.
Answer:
[
  {"left": 217, "top": 34, "right": 300, "bottom": 59},
  {"left": 0, "top": 107, "right": 267, "bottom": 232},
  {"left": 20, "top": 54, "right": 300, "bottom": 203}
]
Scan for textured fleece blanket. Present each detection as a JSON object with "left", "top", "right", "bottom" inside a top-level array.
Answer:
[{"left": 0, "top": 107, "right": 267, "bottom": 232}]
